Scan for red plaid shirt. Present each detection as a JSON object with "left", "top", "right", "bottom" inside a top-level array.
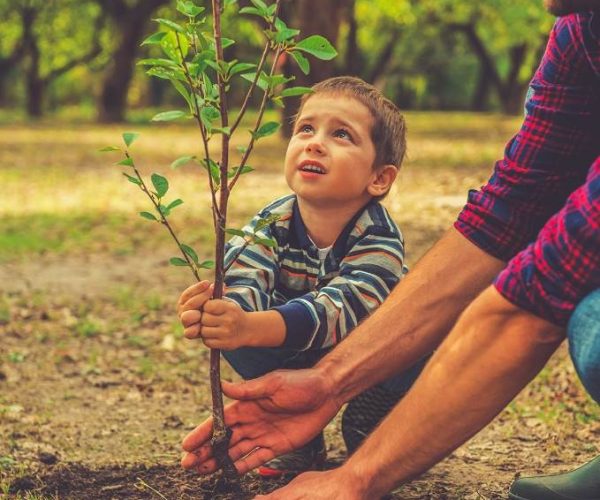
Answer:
[{"left": 455, "top": 12, "right": 600, "bottom": 326}]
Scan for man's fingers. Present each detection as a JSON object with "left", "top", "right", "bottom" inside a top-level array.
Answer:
[
  {"left": 222, "top": 378, "right": 274, "bottom": 401},
  {"left": 234, "top": 446, "right": 276, "bottom": 474},
  {"left": 181, "top": 445, "right": 213, "bottom": 469},
  {"left": 182, "top": 418, "right": 215, "bottom": 452}
]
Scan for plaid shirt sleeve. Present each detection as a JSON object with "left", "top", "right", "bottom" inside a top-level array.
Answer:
[
  {"left": 455, "top": 13, "right": 600, "bottom": 262},
  {"left": 494, "top": 157, "right": 600, "bottom": 326}
]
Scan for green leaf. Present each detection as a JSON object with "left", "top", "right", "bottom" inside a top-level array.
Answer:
[
  {"left": 176, "top": 0, "right": 205, "bottom": 17},
  {"left": 229, "top": 62, "right": 256, "bottom": 77},
  {"left": 152, "top": 110, "right": 187, "bottom": 121},
  {"left": 151, "top": 173, "right": 169, "bottom": 198},
  {"left": 170, "top": 257, "right": 189, "bottom": 267},
  {"left": 99, "top": 145, "right": 120, "bottom": 152},
  {"left": 141, "top": 31, "right": 167, "bottom": 46},
  {"left": 281, "top": 86, "right": 314, "bottom": 98},
  {"left": 147, "top": 66, "right": 186, "bottom": 81},
  {"left": 252, "top": 121, "right": 280, "bottom": 140},
  {"left": 116, "top": 157, "right": 134, "bottom": 167},
  {"left": 123, "top": 173, "right": 141, "bottom": 185},
  {"left": 200, "top": 106, "right": 220, "bottom": 131},
  {"left": 171, "top": 155, "right": 196, "bottom": 169},
  {"left": 140, "top": 211, "right": 158, "bottom": 221},
  {"left": 295, "top": 35, "right": 337, "bottom": 60},
  {"left": 250, "top": 0, "right": 268, "bottom": 11},
  {"left": 225, "top": 228, "right": 246, "bottom": 237},
  {"left": 160, "top": 31, "right": 188, "bottom": 62},
  {"left": 181, "top": 244, "right": 200, "bottom": 265},
  {"left": 167, "top": 198, "right": 184, "bottom": 210},
  {"left": 290, "top": 50, "right": 310, "bottom": 74},
  {"left": 213, "top": 126, "right": 231, "bottom": 136},
  {"left": 228, "top": 165, "right": 254, "bottom": 178},
  {"left": 256, "top": 237, "right": 277, "bottom": 248},
  {"left": 254, "top": 213, "right": 280, "bottom": 232},
  {"left": 122, "top": 132, "right": 139, "bottom": 148},
  {"left": 224, "top": 0, "right": 237, "bottom": 7},
  {"left": 199, "top": 260, "right": 215, "bottom": 269},
  {"left": 154, "top": 18, "right": 185, "bottom": 34},
  {"left": 171, "top": 79, "right": 194, "bottom": 111},
  {"left": 241, "top": 71, "right": 269, "bottom": 91},
  {"left": 137, "top": 58, "right": 178, "bottom": 68},
  {"left": 202, "top": 158, "right": 221, "bottom": 184},
  {"left": 239, "top": 6, "right": 262, "bottom": 16},
  {"left": 221, "top": 38, "right": 236, "bottom": 49}
]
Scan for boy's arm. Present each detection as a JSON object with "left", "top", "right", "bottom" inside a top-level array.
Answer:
[{"left": 272, "top": 227, "right": 405, "bottom": 351}]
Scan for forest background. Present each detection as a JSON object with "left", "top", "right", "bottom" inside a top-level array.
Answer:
[{"left": 2, "top": 1, "right": 598, "bottom": 499}]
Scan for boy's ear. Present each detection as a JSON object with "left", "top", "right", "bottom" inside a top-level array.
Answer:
[{"left": 367, "top": 164, "right": 398, "bottom": 197}]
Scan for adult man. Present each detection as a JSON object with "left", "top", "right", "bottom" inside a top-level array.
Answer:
[{"left": 181, "top": 1, "right": 600, "bottom": 498}]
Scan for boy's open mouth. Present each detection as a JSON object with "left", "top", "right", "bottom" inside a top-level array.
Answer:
[{"left": 299, "top": 163, "right": 326, "bottom": 174}]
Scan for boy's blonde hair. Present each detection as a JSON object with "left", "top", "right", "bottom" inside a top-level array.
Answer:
[{"left": 299, "top": 76, "right": 407, "bottom": 171}]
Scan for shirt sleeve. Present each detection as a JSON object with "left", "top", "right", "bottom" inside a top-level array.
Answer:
[
  {"left": 223, "top": 214, "right": 278, "bottom": 312},
  {"left": 455, "top": 14, "right": 600, "bottom": 262},
  {"left": 494, "top": 156, "right": 600, "bottom": 326},
  {"left": 274, "top": 226, "right": 405, "bottom": 351}
]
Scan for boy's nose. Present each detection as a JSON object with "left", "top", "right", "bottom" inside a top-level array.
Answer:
[{"left": 305, "top": 138, "right": 325, "bottom": 155}]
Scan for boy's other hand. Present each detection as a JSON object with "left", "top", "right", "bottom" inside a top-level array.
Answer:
[
  {"left": 177, "top": 280, "right": 214, "bottom": 339},
  {"left": 199, "top": 299, "right": 249, "bottom": 350}
]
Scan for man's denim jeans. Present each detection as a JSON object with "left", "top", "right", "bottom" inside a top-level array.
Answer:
[
  {"left": 223, "top": 343, "right": 426, "bottom": 397},
  {"left": 568, "top": 288, "right": 600, "bottom": 404}
]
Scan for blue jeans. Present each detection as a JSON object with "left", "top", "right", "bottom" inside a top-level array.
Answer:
[
  {"left": 568, "top": 289, "right": 600, "bottom": 404},
  {"left": 223, "top": 344, "right": 426, "bottom": 397}
]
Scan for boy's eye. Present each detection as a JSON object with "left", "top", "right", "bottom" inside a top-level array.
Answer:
[
  {"left": 333, "top": 128, "right": 352, "bottom": 140},
  {"left": 298, "top": 124, "right": 313, "bottom": 134}
]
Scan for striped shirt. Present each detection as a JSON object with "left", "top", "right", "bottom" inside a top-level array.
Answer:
[{"left": 224, "top": 195, "right": 406, "bottom": 351}]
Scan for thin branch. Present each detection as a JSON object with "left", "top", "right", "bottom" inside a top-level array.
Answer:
[
  {"left": 222, "top": 239, "right": 251, "bottom": 275},
  {"left": 228, "top": 44, "right": 283, "bottom": 192},
  {"left": 176, "top": 34, "right": 221, "bottom": 227},
  {"left": 128, "top": 152, "right": 200, "bottom": 281},
  {"left": 230, "top": 0, "right": 282, "bottom": 134}
]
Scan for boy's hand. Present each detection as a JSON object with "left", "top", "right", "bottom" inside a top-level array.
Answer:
[
  {"left": 177, "top": 280, "right": 214, "bottom": 339},
  {"left": 199, "top": 299, "right": 249, "bottom": 350}
]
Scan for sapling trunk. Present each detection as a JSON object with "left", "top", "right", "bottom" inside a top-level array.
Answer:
[{"left": 103, "top": 0, "right": 337, "bottom": 490}]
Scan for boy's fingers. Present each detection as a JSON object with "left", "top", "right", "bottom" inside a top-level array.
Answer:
[
  {"left": 180, "top": 310, "right": 201, "bottom": 327},
  {"left": 184, "top": 325, "right": 201, "bottom": 339},
  {"left": 199, "top": 313, "right": 223, "bottom": 328},
  {"left": 178, "top": 281, "right": 211, "bottom": 310},
  {"left": 203, "top": 299, "right": 230, "bottom": 315},
  {"left": 181, "top": 289, "right": 214, "bottom": 313}
]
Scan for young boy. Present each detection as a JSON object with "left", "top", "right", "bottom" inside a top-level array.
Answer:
[{"left": 177, "top": 76, "right": 425, "bottom": 476}]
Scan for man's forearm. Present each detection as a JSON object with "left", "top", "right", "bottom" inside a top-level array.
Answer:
[
  {"left": 341, "top": 287, "right": 565, "bottom": 497},
  {"left": 317, "top": 227, "right": 505, "bottom": 405}
]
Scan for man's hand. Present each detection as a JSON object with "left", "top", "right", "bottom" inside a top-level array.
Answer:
[
  {"left": 177, "top": 280, "right": 213, "bottom": 339},
  {"left": 181, "top": 368, "right": 341, "bottom": 475},
  {"left": 197, "top": 299, "right": 250, "bottom": 350},
  {"left": 255, "top": 469, "right": 367, "bottom": 500}
]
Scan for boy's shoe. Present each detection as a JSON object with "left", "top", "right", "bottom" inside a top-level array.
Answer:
[
  {"left": 342, "top": 385, "right": 403, "bottom": 455},
  {"left": 257, "top": 433, "right": 326, "bottom": 478},
  {"left": 508, "top": 455, "right": 600, "bottom": 499}
]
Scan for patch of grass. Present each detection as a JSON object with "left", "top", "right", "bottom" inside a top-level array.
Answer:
[
  {"left": 75, "top": 317, "right": 104, "bottom": 338},
  {"left": 137, "top": 356, "right": 156, "bottom": 378}
]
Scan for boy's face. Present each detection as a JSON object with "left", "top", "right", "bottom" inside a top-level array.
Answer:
[{"left": 285, "top": 93, "right": 392, "bottom": 210}]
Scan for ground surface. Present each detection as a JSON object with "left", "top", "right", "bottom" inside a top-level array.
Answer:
[{"left": 1, "top": 114, "right": 598, "bottom": 499}]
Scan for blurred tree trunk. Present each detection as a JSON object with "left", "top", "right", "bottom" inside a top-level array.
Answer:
[
  {"left": 95, "top": 0, "right": 169, "bottom": 123},
  {"left": 449, "top": 21, "right": 531, "bottom": 115},
  {"left": 18, "top": 3, "right": 104, "bottom": 118},
  {"left": 280, "top": 0, "right": 351, "bottom": 136}
]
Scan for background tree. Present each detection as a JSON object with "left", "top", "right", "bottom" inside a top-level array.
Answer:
[{"left": 94, "top": 0, "right": 171, "bottom": 123}]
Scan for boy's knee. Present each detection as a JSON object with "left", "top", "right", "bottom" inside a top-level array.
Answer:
[{"left": 568, "top": 289, "right": 600, "bottom": 404}]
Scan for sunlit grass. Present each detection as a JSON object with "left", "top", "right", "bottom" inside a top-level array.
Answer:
[{"left": 0, "top": 111, "right": 521, "bottom": 262}]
